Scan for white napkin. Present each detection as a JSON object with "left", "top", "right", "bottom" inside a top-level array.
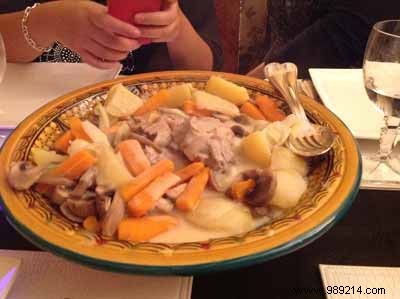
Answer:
[
  {"left": 0, "top": 63, "right": 121, "bottom": 128},
  {"left": 320, "top": 264, "right": 400, "bottom": 299},
  {"left": 0, "top": 250, "right": 192, "bottom": 299}
]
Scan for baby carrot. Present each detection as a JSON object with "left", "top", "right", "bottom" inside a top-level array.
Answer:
[
  {"left": 118, "top": 215, "right": 179, "bottom": 242},
  {"left": 118, "top": 139, "right": 151, "bottom": 176},
  {"left": 175, "top": 162, "right": 205, "bottom": 183},
  {"left": 52, "top": 149, "right": 97, "bottom": 180},
  {"left": 54, "top": 130, "right": 74, "bottom": 153},
  {"left": 119, "top": 159, "right": 175, "bottom": 202},
  {"left": 134, "top": 90, "right": 169, "bottom": 116},
  {"left": 255, "top": 95, "right": 286, "bottom": 122},
  {"left": 176, "top": 167, "right": 209, "bottom": 212},
  {"left": 69, "top": 117, "right": 92, "bottom": 141},
  {"left": 127, "top": 172, "right": 180, "bottom": 217},
  {"left": 240, "top": 102, "right": 266, "bottom": 120}
]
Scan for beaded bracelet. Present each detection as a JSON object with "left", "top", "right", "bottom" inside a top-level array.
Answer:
[{"left": 21, "top": 3, "right": 53, "bottom": 52}]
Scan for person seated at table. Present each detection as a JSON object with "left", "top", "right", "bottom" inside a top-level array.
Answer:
[
  {"left": 0, "top": 0, "right": 222, "bottom": 74},
  {"left": 247, "top": 0, "right": 400, "bottom": 79}
]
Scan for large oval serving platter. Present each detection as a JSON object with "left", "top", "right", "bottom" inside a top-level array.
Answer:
[{"left": 0, "top": 71, "right": 361, "bottom": 275}]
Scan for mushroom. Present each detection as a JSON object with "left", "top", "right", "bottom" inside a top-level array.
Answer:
[
  {"left": 128, "top": 132, "right": 162, "bottom": 153},
  {"left": 60, "top": 202, "right": 84, "bottom": 223},
  {"left": 37, "top": 175, "right": 75, "bottom": 187},
  {"left": 71, "top": 167, "right": 97, "bottom": 197},
  {"left": 65, "top": 198, "right": 97, "bottom": 219},
  {"left": 51, "top": 185, "right": 73, "bottom": 206},
  {"left": 102, "top": 192, "right": 125, "bottom": 237},
  {"left": 244, "top": 169, "right": 277, "bottom": 208},
  {"left": 95, "top": 185, "right": 115, "bottom": 218},
  {"left": 7, "top": 161, "right": 44, "bottom": 191}
]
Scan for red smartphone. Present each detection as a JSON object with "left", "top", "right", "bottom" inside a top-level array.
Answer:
[{"left": 108, "top": 0, "right": 162, "bottom": 24}]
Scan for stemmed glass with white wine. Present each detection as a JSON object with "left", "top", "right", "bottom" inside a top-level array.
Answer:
[{"left": 363, "top": 20, "right": 400, "bottom": 183}]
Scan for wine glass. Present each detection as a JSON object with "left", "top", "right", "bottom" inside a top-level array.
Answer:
[{"left": 363, "top": 20, "right": 400, "bottom": 182}]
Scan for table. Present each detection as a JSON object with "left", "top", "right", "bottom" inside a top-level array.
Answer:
[{"left": 1, "top": 189, "right": 399, "bottom": 299}]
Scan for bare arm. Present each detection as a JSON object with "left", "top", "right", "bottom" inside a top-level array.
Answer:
[{"left": 166, "top": 10, "right": 213, "bottom": 70}]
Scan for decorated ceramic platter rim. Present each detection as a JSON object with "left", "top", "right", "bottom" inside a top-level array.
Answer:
[{"left": 0, "top": 71, "right": 362, "bottom": 275}]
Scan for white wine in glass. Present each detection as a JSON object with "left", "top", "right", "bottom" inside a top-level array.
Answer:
[{"left": 363, "top": 20, "right": 400, "bottom": 182}]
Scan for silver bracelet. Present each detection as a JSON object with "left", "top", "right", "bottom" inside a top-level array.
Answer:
[{"left": 21, "top": 3, "right": 53, "bottom": 52}]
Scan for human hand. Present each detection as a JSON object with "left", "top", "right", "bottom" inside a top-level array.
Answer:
[
  {"left": 54, "top": 1, "right": 141, "bottom": 69},
  {"left": 133, "top": 0, "right": 182, "bottom": 44}
]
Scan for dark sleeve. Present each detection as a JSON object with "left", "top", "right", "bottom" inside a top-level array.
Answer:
[
  {"left": 134, "top": 0, "right": 223, "bottom": 73},
  {"left": 264, "top": 11, "right": 371, "bottom": 78}
]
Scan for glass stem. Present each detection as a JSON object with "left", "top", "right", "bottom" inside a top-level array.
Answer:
[{"left": 378, "top": 116, "right": 400, "bottom": 161}]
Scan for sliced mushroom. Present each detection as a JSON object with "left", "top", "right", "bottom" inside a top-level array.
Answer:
[
  {"left": 95, "top": 185, "right": 115, "bottom": 196},
  {"left": 102, "top": 192, "right": 125, "bottom": 237},
  {"left": 245, "top": 170, "right": 277, "bottom": 208},
  {"left": 71, "top": 167, "right": 97, "bottom": 197},
  {"left": 66, "top": 198, "right": 97, "bottom": 219},
  {"left": 60, "top": 202, "right": 84, "bottom": 223},
  {"left": 51, "top": 185, "right": 73, "bottom": 206},
  {"left": 7, "top": 161, "right": 44, "bottom": 191}
]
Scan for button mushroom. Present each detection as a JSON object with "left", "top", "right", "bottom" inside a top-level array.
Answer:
[
  {"left": 60, "top": 202, "right": 84, "bottom": 223},
  {"left": 51, "top": 185, "right": 73, "bottom": 206},
  {"left": 71, "top": 167, "right": 97, "bottom": 197},
  {"left": 95, "top": 185, "right": 115, "bottom": 218},
  {"left": 7, "top": 161, "right": 44, "bottom": 191},
  {"left": 65, "top": 198, "right": 97, "bottom": 219},
  {"left": 244, "top": 169, "right": 277, "bottom": 209},
  {"left": 102, "top": 192, "right": 125, "bottom": 237}
]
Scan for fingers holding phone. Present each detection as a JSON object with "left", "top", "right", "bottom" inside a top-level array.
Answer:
[{"left": 134, "top": 0, "right": 183, "bottom": 43}]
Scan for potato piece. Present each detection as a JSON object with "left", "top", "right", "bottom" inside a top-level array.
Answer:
[
  {"left": 165, "top": 84, "right": 193, "bottom": 108},
  {"left": 270, "top": 169, "right": 307, "bottom": 209},
  {"left": 270, "top": 146, "right": 308, "bottom": 177},
  {"left": 186, "top": 197, "right": 254, "bottom": 234},
  {"left": 96, "top": 144, "right": 133, "bottom": 188},
  {"left": 241, "top": 131, "right": 272, "bottom": 167},
  {"left": 193, "top": 90, "right": 240, "bottom": 117},
  {"left": 105, "top": 84, "right": 143, "bottom": 117},
  {"left": 31, "top": 148, "right": 66, "bottom": 167},
  {"left": 67, "top": 139, "right": 95, "bottom": 156},
  {"left": 205, "top": 76, "right": 249, "bottom": 106}
]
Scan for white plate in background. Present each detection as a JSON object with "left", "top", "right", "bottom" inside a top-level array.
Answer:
[
  {"left": 0, "top": 63, "right": 120, "bottom": 128},
  {"left": 309, "top": 68, "right": 383, "bottom": 140}
]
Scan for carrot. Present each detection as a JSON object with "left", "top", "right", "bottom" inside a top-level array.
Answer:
[
  {"left": 83, "top": 216, "right": 100, "bottom": 233},
  {"left": 228, "top": 179, "right": 256, "bottom": 201},
  {"left": 183, "top": 100, "right": 212, "bottom": 117},
  {"left": 134, "top": 90, "right": 169, "bottom": 116},
  {"left": 54, "top": 130, "right": 74, "bottom": 153},
  {"left": 52, "top": 150, "right": 97, "bottom": 180},
  {"left": 176, "top": 167, "right": 209, "bottom": 212},
  {"left": 69, "top": 117, "right": 92, "bottom": 141},
  {"left": 240, "top": 102, "right": 266, "bottom": 120},
  {"left": 175, "top": 162, "right": 205, "bottom": 183},
  {"left": 127, "top": 172, "right": 180, "bottom": 217},
  {"left": 118, "top": 215, "right": 179, "bottom": 242},
  {"left": 119, "top": 159, "right": 175, "bottom": 202},
  {"left": 118, "top": 139, "right": 151, "bottom": 176},
  {"left": 255, "top": 95, "right": 286, "bottom": 122}
]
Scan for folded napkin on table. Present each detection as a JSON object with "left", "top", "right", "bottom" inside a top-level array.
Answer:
[
  {"left": 0, "top": 250, "right": 192, "bottom": 299},
  {"left": 0, "top": 63, "right": 120, "bottom": 128},
  {"left": 320, "top": 264, "right": 400, "bottom": 299}
]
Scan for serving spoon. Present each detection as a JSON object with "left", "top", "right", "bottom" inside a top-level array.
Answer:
[{"left": 264, "top": 62, "right": 336, "bottom": 157}]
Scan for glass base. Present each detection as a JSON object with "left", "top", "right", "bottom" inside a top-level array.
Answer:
[{"left": 363, "top": 154, "right": 400, "bottom": 183}]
